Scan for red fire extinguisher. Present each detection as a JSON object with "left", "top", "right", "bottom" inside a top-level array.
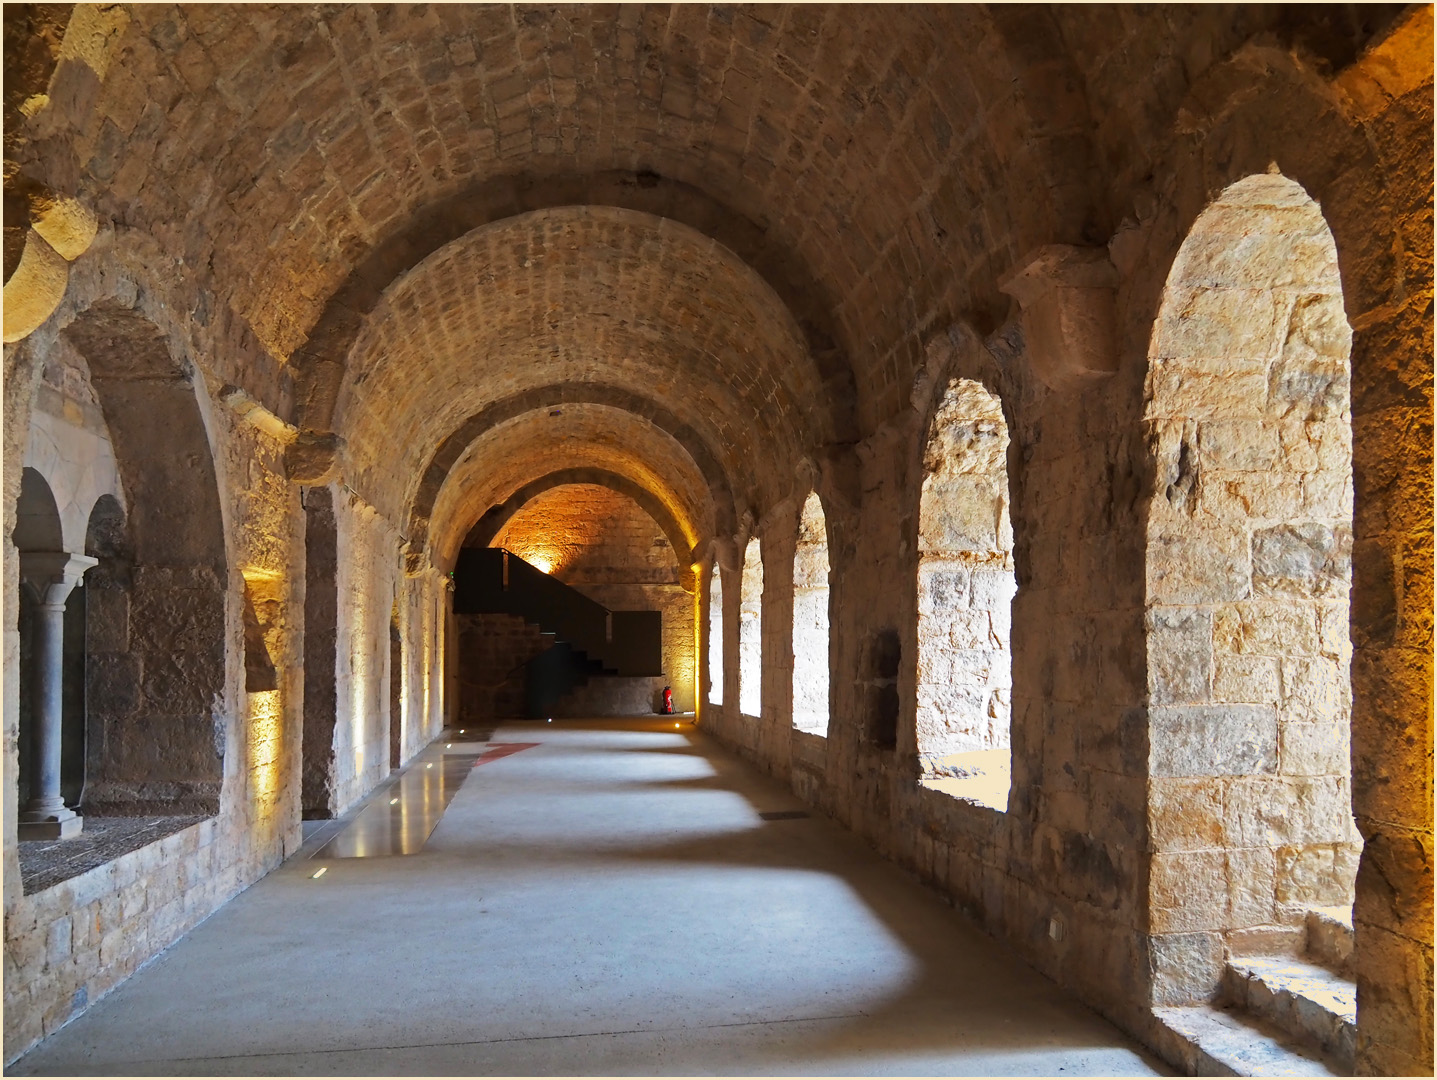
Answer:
[{"left": 661, "top": 686, "right": 674, "bottom": 714}]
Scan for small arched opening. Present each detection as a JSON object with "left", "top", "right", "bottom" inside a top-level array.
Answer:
[
  {"left": 915, "top": 378, "right": 1016, "bottom": 812},
  {"left": 707, "top": 562, "right": 723, "bottom": 707},
  {"left": 14, "top": 467, "right": 69, "bottom": 825},
  {"left": 792, "top": 492, "right": 831, "bottom": 736},
  {"left": 739, "top": 536, "right": 763, "bottom": 718}
]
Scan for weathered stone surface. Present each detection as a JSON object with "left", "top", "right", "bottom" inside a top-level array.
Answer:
[
  {"left": 1149, "top": 705, "right": 1277, "bottom": 778},
  {"left": 1147, "top": 606, "right": 1212, "bottom": 705},
  {"left": 1251, "top": 523, "right": 1352, "bottom": 598}
]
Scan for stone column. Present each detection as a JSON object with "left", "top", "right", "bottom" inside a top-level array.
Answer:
[{"left": 18, "top": 551, "right": 97, "bottom": 840}]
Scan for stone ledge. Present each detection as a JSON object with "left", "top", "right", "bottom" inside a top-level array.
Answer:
[
  {"left": 17, "top": 816, "right": 210, "bottom": 896},
  {"left": 1151, "top": 1003, "right": 1340, "bottom": 1077}
]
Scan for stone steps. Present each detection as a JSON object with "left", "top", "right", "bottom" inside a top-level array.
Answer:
[
  {"left": 1152, "top": 1004, "right": 1341, "bottom": 1077},
  {"left": 1221, "top": 955, "right": 1356, "bottom": 1070},
  {"left": 1304, "top": 906, "right": 1355, "bottom": 975}
]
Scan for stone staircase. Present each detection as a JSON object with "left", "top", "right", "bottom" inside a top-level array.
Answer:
[{"left": 1153, "top": 908, "right": 1356, "bottom": 1076}]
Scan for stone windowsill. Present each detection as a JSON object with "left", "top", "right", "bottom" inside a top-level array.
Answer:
[{"left": 18, "top": 816, "right": 210, "bottom": 895}]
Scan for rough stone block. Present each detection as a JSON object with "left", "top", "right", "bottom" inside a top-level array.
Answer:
[
  {"left": 1350, "top": 922, "right": 1434, "bottom": 1075},
  {"left": 1228, "top": 776, "right": 1357, "bottom": 848},
  {"left": 1149, "top": 777, "right": 1225, "bottom": 850},
  {"left": 1151, "top": 285, "right": 1289, "bottom": 364},
  {"left": 1199, "top": 420, "right": 1283, "bottom": 472},
  {"left": 1280, "top": 655, "right": 1350, "bottom": 723},
  {"left": 1276, "top": 844, "right": 1358, "bottom": 909},
  {"left": 1213, "top": 654, "right": 1280, "bottom": 704},
  {"left": 1353, "top": 824, "right": 1434, "bottom": 941},
  {"left": 1147, "top": 606, "right": 1212, "bottom": 705},
  {"left": 1148, "top": 930, "right": 1224, "bottom": 1006},
  {"left": 43, "top": 917, "right": 71, "bottom": 969},
  {"left": 1278, "top": 721, "right": 1349, "bottom": 776},
  {"left": 1149, "top": 705, "right": 1277, "bottom": 778},
  {"left": 1227, "top": 847, "right": 1277, "bottom": 927},
  {"left": 1251, "top": 522, "right": 1352, "bottom": 599},
  {"left": 1212, "top": 600, "right": 1320, "bottom": 657},
  {"left": 1151, "top": 850, "right": 1229, "bottom": 933},
  {"left": 1147, "top": 526, "right": 1251, "bottom": 606}
]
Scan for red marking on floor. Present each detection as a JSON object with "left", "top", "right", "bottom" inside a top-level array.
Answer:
[{"left": 473, "top": 743, "right": 540, "bottom": 767}]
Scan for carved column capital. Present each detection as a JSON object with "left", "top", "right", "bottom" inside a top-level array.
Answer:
[{"left": 18, "top": 550, "right": 98, "bottom": 606}]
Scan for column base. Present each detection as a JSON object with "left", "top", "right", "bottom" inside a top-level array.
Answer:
[{"left": 18, "top": 814, "right": 83, "bottom": 841}]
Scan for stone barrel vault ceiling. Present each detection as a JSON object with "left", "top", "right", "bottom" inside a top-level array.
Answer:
[{"left": 15, "top": 3, "right": 1402, "bottom": 553}]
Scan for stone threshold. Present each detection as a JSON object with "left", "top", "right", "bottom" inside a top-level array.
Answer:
[{"left": 18, "top": 816, "right": 210, "bottom": 895}]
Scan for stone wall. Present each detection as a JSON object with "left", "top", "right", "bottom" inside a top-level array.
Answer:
[{"left": 2, "top": 233, "right": 443, "bottom": 1062}]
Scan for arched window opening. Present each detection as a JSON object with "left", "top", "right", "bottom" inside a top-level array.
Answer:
[
  {"left": 707, "top": 562, "right": 723, "bottom": 706},
  {"left": 1145, "top": 173, "right": 1358, "bottom": 1001},
  {"left": 739, "top": 537, "right": 763, "bottom": 718},
  {"left": 62, "top": 305, "right": 228, "bottom": 819},
  {"left": 792, "top": 492, "right": 831, "bottom": 736},
  {"left": 15, "top": 468, "right": 69, "bottom": 832},
  {"left": 916, "top": 379, "right": 1016, "bottom": 813},
  {"left": 241, "top": 568, "right": 284, "bottom": 815}
]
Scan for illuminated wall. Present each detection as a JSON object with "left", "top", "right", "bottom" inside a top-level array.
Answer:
[
  {"left": 493, "top": 484, "right": 696, "bottom": 712},
  {"left": 329, "top": 491, "right": 401, "bottom": 815}
]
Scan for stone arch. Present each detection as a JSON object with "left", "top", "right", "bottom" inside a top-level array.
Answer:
[
  {"left": 792, "top": 492, "right": 831, "bottom": 737},
  {"left": 739, "top": 536, "right": 764, "bottom": 719},
  {"left": 288, "top": 171, "right": 859, "bottom": 449},
  {"left": 464, "top": 468, "right": 697, "bottom": 593},
  {"left": 1143, "top": 172, "right": 1360, "bottom": 1002},
  {"left": 408, "top": 384, "right": 735, "bottom": 562},
  {"left": 333, "top": 206, "right": 810, "bottom": 530},
  {"left": 14, "top": 467, "right": 62, "bottom": 551},
  {"left": 427, "top": 405, "right": 712, "bottom": 581},
  {"left": 915, "top": 378, "right": 1017, "bottom": 813},
  {"left": 57, "top": 303, "right": 228, "bottom": 816}
]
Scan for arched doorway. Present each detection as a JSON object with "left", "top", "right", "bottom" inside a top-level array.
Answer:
[{"left": 1144, "top": 172, "right": 1358, "bottom": 1002}]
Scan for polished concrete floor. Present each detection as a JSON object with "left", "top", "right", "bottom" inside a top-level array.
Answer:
[{"left": 12, "top": 720, "right": 1167, "bottom": 1076}]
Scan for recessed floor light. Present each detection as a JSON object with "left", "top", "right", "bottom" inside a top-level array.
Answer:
[
  {"left": 311, "top": 867, "right": 328, "bottom": 879},
  {"left": 390, "top": 797, "right": 399, "bottom": 805}
]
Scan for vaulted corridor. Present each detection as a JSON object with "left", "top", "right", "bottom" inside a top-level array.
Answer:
[
  {"left": 4, "top": 5, "right": 1431, "bottom": 1075},
  {"left": 11, "top": 720, "right": 1163, "bottom": 1076}
]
